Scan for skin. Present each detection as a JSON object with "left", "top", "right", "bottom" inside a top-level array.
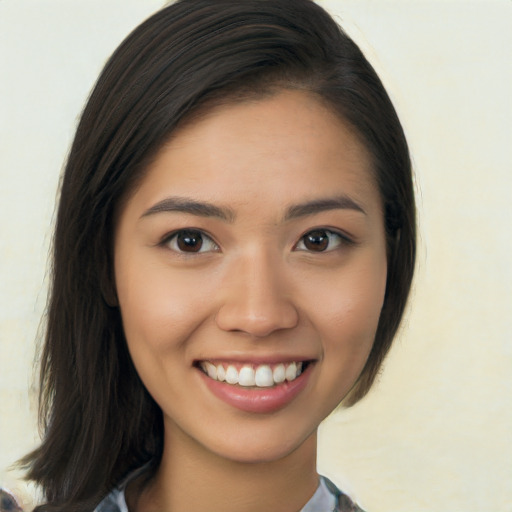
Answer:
[{"left": 114, "top": 90, "right": 388, "bottom": 512}]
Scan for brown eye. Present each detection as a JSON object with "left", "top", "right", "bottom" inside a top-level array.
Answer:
[
  {"left": 177, "top": 230, "right": 203, "bottom": 252},
  {"left": 167, "top": 230, "right": 218, "bottom": 253},
  {"left": 296, "top": 229, "right": 343, "bottom": 252}
]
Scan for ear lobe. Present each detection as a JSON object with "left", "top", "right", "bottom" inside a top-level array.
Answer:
[
  {"left": 101, "top": 279, "right": 118, "bottom": 307},
  {"left": 100, "top": 263, "right": 119, "bottom": 307}
]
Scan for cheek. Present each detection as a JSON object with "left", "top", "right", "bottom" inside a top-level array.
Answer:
[
  {"left": 327, "top": 253, "right": 386, "bottom": 313},
  {"left": 316, "top": 257, "right": 387, "bottom": 364},
  {"left": 114, "top": 258, "right": 217, "bottom": 409},
  {"left": 115, "top": 254, "right": 214, "bottom": 355}
]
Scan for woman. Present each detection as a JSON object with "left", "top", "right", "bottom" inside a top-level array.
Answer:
[{"left": 22, "top": 0, "right": 415, "bottom": 510}]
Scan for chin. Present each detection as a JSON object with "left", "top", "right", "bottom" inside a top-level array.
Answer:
[{"left": 203, "top": 425, "right": 317, "bottom": 465}]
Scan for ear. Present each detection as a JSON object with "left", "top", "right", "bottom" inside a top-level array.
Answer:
[
  {"left": 102, "top": 281, "right": 118, "bottom": 307},
  {"left": 100, "top": 261, "right": 119, "bottom": 307}
]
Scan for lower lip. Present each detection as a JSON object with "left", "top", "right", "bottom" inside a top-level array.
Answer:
[{"left": 198, "top": 364, "right": 312, "bottom": 414}]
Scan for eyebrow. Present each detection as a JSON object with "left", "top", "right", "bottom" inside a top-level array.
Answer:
[
  {"left": 283, "top": 196, "right": 366, "bottom": 220},
  {"left": 140, "top": 196, "right": 235, "bottom": 222},
  {"left": 140, "top": 194, "right": 366, "bottom": 222}
]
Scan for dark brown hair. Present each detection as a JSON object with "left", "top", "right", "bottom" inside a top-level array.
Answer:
[{"left": 22, "top": 0, "right": 415, "bottom": 510}]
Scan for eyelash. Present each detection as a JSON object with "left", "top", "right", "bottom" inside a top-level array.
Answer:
[
  {"left": 162, "top": 229, "right": 219, "bottom": 254},
  {"left": 161, "top": 228, "right": 352, "bottom": 255},
  {"left": 294, "top": 228, "right": 352, "bottom": 253}
]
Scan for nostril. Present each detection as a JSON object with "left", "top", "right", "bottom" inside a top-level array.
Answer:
[{"left": 215, "top": 300, "right": 299, "bottom": 337}]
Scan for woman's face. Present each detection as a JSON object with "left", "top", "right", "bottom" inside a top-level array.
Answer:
[{"left": 114, "top": 90, "right": 387, "bottom": 464}]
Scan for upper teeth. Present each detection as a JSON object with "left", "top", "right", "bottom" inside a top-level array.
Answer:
[{"left": 200, "top": 362, "right": 303, "bottom": 387}]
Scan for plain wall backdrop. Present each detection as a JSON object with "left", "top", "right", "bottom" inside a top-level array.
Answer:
[{"left": 1, "top": 1, "right": 511, "bottom": 511}]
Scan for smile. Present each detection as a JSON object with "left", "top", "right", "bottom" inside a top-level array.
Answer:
[
  {"left": 196, "top": 359, "right": 314, "bottom": 414},
  {"left": 199, "top": 361, "right": 305, "bottom": 388}
]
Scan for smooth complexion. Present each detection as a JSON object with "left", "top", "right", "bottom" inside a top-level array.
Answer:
[{"left": 114, "top": 90, "right": 387, "bottom": 512}]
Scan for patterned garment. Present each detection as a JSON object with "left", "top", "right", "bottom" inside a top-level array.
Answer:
[
  {"left": 0, "top": 488, "right": 23, "bottom": 512},
  {"left": 95, "top": 473, "right": 365, "bottom": 512}
]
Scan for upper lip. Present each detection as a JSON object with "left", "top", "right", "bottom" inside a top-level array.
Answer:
[{"left": 194, "top": 355, "right": 316, "bottom": 365}]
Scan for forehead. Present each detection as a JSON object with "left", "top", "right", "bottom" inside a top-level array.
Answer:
[{"left": 122, "top": 90, "right": 381, "bottom": 219}]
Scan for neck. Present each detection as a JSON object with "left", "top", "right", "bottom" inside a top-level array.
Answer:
[{"left": 132, "top": 423, "right": 319, "bottom": 512}]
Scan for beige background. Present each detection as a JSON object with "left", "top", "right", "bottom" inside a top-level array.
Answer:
[{"left": 1, "top": 1, "right": 511, "bottom": 510}]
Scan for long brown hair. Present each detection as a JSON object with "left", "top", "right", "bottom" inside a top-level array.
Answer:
[{"left": 22, "top": 1, "right": 416, "bottom": 510}]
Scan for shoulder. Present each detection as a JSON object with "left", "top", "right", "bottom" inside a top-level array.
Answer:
[
  {"left": 321, "top": 476, "right": 367, "bottom": 512},
  {"left": 94, "top": 473, "right": 366, "bottom": 512},
  {"left": 94, "top": 487, "right": 127, "bottom": 512},
  {"left": 94, "top": 464, "right": 153, "bottom": 512},
  {"left": 0, "top": 488, "right": 23, "bottom": 512}
]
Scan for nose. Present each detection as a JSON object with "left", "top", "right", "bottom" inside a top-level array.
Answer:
[{"left": 215, "top": 251, "right": 299, "bottom": 337}]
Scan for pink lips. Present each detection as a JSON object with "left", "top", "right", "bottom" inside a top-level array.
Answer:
[{"left": 198, "top": 362, "right": 312, "bottom": 414}]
